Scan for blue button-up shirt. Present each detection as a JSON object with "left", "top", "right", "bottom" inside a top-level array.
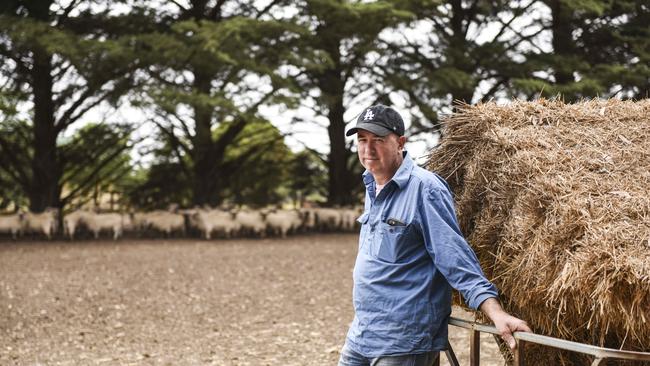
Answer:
[{"left": 346, "top": 152, "right": 498, "bottom": 357}]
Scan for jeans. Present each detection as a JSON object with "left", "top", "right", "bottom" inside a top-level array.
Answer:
[{"left": 338, "top": 343, "right": 439, "bottom": 366}]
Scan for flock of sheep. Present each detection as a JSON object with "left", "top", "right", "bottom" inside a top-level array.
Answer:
[{"left": 0, "top": 206, "right": 363, "bottom": 241}]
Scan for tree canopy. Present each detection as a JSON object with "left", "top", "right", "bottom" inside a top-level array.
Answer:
[{"left": 1, "top": 0, "right": 647, "bottom": 212}]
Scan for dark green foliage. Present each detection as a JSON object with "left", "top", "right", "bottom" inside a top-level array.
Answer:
[
  {"left": 377, "top": 0, "right": 649, "bottom": 140},
  {"left": 59, "top": 123, "right": 134, "bottom": 209},
  {"left": 512, "top": 0, "right": 650, "bottom": 100},
  {"left": 223, "top": 119, "right": 294, "bottom": 207},
  {"left": 377, "top": 0, "right": 545, "bottom": 137},
  {"left": 1, "top": 0, "right": 648, "bottom": 211},
  {"left": 289, "top": 0, "right": 411, "bottom": 206},
  {"left": 0, "top": 114, "right": 31, "bottom": 211},
  {"left": 129, "top": 118, "right": 295, "bottom": 209},
  {"left": 124, "top": 160, "right": 191, "bottom": 211},
  {"left": 289, "top": 150, "right": 329, "bottom": 206},
  {"left": 131, "top": 0, "right": 303, "bottom": 206},
  {"left": 0, "top": 1, "right": 141, "bottom": 211}
]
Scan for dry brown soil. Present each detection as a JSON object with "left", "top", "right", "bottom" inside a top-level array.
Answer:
[{"left": 0, "top": 234, "right": 505, "bottom": 365}]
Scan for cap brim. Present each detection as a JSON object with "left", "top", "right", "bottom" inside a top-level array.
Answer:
[{"left": 345, "top": 122, "right": 393, "bottom": 137}]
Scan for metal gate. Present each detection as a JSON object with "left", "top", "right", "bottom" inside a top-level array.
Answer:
[{"left": 433, "top": 316, "right": 650, "bottom": 366}]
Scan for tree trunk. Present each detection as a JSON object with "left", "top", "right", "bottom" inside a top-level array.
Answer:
[
  {"left": 318, "top": 34, "right": 366, "bottom": 207},
  {"left": 317, "top": 34, "right": 356, "bottom": 207},
  {"left": 326, "top": 92, "right": 349, "bottom": 206},
  {"left": 549, "top": 0, "right": 576, "bottom": 94},
  {"left": 448, "top": 0, "right": 476, "bottom": 105},
  {"left": 29, "top": 45, "right": 60, "bottom": 213},
  {"left": 191, "top": 70, "right": 216, "bottom": 206}
]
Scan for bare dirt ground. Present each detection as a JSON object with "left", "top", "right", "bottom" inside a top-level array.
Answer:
[{"left": 0, "top": 234, "right": 505, "bottom": 365}]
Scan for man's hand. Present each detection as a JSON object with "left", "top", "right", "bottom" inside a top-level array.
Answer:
[{"left": 479, "top": 297, "right": 531, "bottom": 350}]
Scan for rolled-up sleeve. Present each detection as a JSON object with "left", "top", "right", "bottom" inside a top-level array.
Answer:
[{"left": 419, "top": 187, "right": 498, "bottom": 309}]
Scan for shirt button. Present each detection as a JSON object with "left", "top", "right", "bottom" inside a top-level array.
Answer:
[{"left": 389, "top": 228, "right": 394, "bottom": 233}]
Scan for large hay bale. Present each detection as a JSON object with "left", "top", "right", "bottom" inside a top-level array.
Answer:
[{"left": 427, "top": 99, "right": 650, "bottom": 365}]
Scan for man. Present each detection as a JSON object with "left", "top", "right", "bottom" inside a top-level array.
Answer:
[{"left": 339, "top": 104, "right": 531, "bottom": 366}]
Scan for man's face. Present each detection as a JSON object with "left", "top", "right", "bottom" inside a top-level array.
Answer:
[{"left": 357, "top": 129, "right": 405, "bottom": 179}]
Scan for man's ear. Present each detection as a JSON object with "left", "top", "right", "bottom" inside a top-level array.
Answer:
[{"left": 398, "top": 135, "right": 407, "bottom": 150}]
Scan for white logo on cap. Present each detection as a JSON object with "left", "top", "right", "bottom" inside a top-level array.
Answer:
[{"left": 363, "top": 109, "right": 375, "bottom": 121}]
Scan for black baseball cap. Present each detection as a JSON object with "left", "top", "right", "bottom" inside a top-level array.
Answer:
[{"left": 346, "top": 104, "right": 405, "bottom": 137}]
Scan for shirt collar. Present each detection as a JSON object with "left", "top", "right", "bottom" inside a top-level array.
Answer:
[{"left": 362, "top": 151, "right": 414, "bottom": 189}]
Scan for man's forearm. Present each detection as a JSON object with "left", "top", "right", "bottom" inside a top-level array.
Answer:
[{"left": 479, "top": 297, "right": 507, "bottom": 318}]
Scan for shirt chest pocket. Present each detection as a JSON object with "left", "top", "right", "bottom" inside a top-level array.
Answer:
[
  {"left": 358, "top": 213, "right": 420, "bottom": 262},
  {"left": 376, "top": 219, "right": 420, "bottom": 263}
]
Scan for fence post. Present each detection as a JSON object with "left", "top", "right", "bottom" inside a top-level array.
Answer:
[
  {"left": 470, "top": 329, "right": 480, "bottom": 366},
  {"left": 514, "top": 340, "right": 525, "bottom": 366}
]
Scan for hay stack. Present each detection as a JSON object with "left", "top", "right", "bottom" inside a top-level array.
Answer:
[{"left": 427, "top": 99, "right": 650, "bottom": 365}]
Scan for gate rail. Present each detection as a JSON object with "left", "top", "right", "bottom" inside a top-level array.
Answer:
[{"left": 436, "top": 316, "right": 650, "bottom": 366}]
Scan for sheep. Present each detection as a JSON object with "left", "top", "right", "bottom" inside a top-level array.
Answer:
[
  {"left": 265, "top": 209, "right": 304, "bottom": 238},
  {"left": 63, "top": 210, "right": 93, "bottom": 240},
  {"left": 22, "top": 208, "right": 58, "bottom": 240},
  {"left": 235, "top": 209, "right": 267, "bottom": 238},
  {"left": 82, "top": 212, "right": 132, "bottom": 240},
  {"left": 312, "top": 208, "right": 342, "bottom": 232},
  {"left": 190, "top": 208, "right": 240, "bottom": 239},
  {"left": 137, "top": 210, "right": 185, "bottom": 237},
  {"left": 0, "top": 211, "right": 24, "bottom": 239}
]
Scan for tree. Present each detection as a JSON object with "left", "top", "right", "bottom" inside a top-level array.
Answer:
[
  {"left": 0, "top": 117, "right": 134, "bottom": 212},
  {"left": 614, "top": 0, "right": 650, "bottom": 98},
  {"left": 289, "top": 0, "right": 411, "bottom": 205},
  {"left": 0, "top": 93, "right": 29, "bottom": 210},
  {"left": 374, "top": 0, "right": 648, "bottom": 143},
  {"left": 222, "top": 119, "right": 294, "bottom": 207},
  {"left": 289, "top": 150, "right": 328, "bottom": 207},
  {"left": 512, "top": 0, "right": 650, "bottom": 100},
  {"left": 123, "top": 157, "right": 191, "bottom": 210},
  {"left": 0, "top": 1, "right": 140, "bottom": 211},
  {"left": 133, "top": 0, "right": 302, "bottom": 207},
  {"left": 375, "top": 0, "right": 546, "bottom": 138},
  {"left": 58, "top": 123, "right": 134, "bottom": 210},
  {"left": 127, "top": 118, "right": 296, "bottom": 209}
]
